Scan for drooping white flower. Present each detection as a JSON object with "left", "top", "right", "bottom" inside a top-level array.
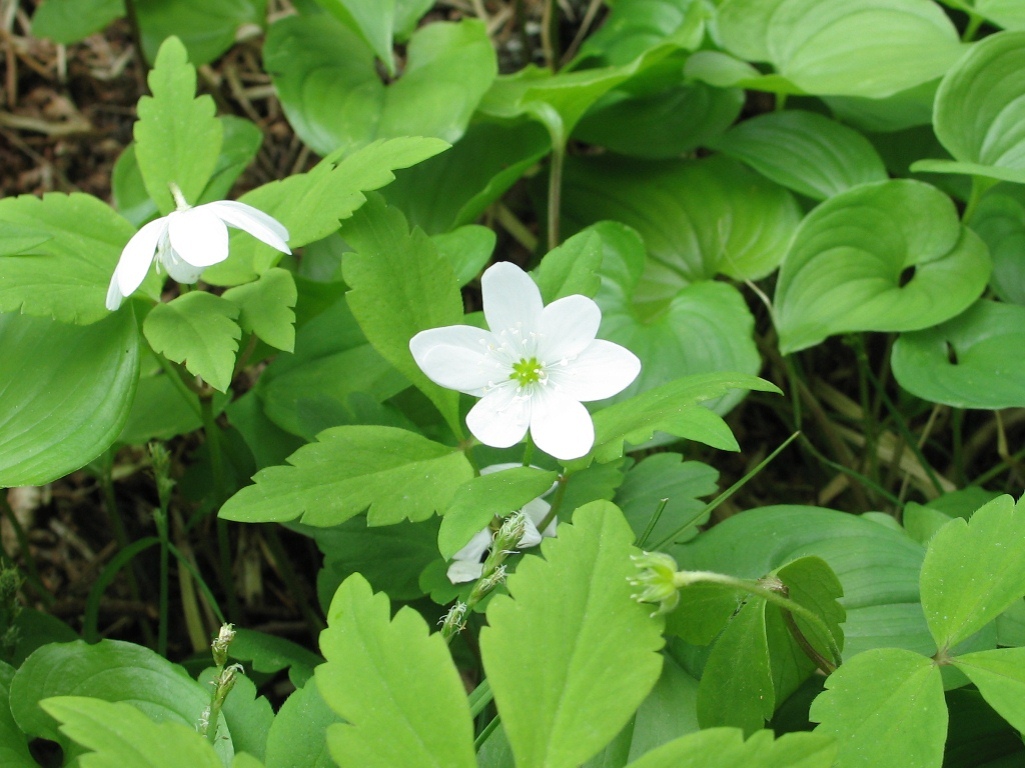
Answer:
[
  {"left": 447, "top": 463, "right": 558, "bottom": 584},
  {"left": 106, "top": 184, "right": 291, "bottom": 310},
  {"left": 410, "top": 262, "right": 641, "bottom": 460}
]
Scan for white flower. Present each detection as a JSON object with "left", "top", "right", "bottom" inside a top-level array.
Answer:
[
  {"left": 410, "top": 262, "right": 641, "bottom": 460},
  {"left": 447, "top": 463, "right": 558, "bottom": 584},
  {"left": 106, "top": 184, "right": 291, "bottom": 310}
]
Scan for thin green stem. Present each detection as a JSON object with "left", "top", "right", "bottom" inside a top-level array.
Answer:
[
  {"left": 200, "top": 396, "right": 240, "bottom": 622},
  {"left": 547, "top": 141, "right": 566, "bottom": 251},
  {"left": 167, "top": 542, "right": 226, "bottom": 624},
  {"left": 636, "top": 498, "right": 669, "bottom": 549},
  {"left": 536, "top": 473, "right": 569, "bottom": 534},
  {"left": 0, "top": 495, "right": 52, "bottom": 606},
  {"left": 474, "top": 715, "right": 502, "bottom": 752},
  {"left": 799, "top": 436, "right": 902, "bottom": 507},
  {"left": 153, "top": 352, "right": 203, "bottom": 419},
  {"left": 962, "top": 175, "right": 995, "bottom": 222},
  {"left": 962, "top": 12, "right": 984, "bottom": 42},
  {"left": 521, "top": 436, "right": 535, "bottom": 468},
  {"left": 850, "top": 335, "right": 878, "bottom": 495},
  {"left": 264, "top": 528, "right": 326, "bottom": 640}
]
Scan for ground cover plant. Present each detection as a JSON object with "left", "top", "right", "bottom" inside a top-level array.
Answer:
[{"left": 2, "top": 0, "right": 1025, "bottom": 765}]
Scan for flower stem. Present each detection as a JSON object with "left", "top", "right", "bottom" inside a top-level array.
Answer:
[
  {"left": 521, "top": 436, "right": 535, "bottom": 467},
  {"left": 546, "top": 140, "right": 566, "bottom": 251},
  {"left": 535, "top": 472, "right": 569, "bottom": 534},
  {"left": 201, "top": 395, "right": 241, "bottom": 622}
]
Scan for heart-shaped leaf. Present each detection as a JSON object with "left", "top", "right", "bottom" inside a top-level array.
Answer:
[
  {"left": 968, "top": 192, "right": 1025, "bottom": 304},
  {"left": 134, "top": 0, "right": 267, "bottom": 66},
  {"left": 774, "top": 180, "right": 991, "bottom": 354},
  {"left": 31, "top": 0, "right": 123, "bottom": 44},
  {"left": 891, "top": 300, "right": 1025, "bottom": 409}
]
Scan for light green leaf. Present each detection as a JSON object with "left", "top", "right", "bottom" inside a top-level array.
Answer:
[
  {"left": 42, "top": 697, "right": 222, "bottom": 768},
  {"left": 573, "top": 0, "right": 707, "bottom": 66},
  {"left": 438, "top": 467, "right": 558, "bottom": 559},
  {"left": 716, "top": 0, "right": 963, "bottom": 98},
  {"left": 0, "top": 310, "right": 139, "bottom": 488},
  {"left": 317, "top": 0, "right": 397, "bottom": 75},
  {"left": 533, "top": 226, "right": 604, "bottom": 302},
  {"left": 431, "top": 226, "right": 494, "bottom": 287},
  {"left": 968, "top": 192, "right": 1025, "bottom": 304},
  {"left": 709, "top": 110, "right": 887, "bottom": 200},
  {"left": 924, "top": 31, "right": 1025, "bottom": 185},
  {"left": 134, "top": 0, "right": 266, "bottom": 67},
  {"left": 228, "top": 628, "right": 322, "bottom": 689},
  {"left": 665, "top": 583, "right": 742, "bottom": 645},
  {"left": 825, "top": 79, "right": 939, "bottom": 134},
  {"left": 203, "top": 137, "right": 449, "bottom": 285},
  {"left": 891, "top": 300, "right": 1025, "bottom": 409},
  {"left": 118, "top": 374, "right": 227, "bottom": 445},
  {"left": 583, "top": 373, "right": 781, "bottom": 465},
  {"left": 627, "top": 728, "right": 836, "bottom": 768},
  {"left": 967, "top": 0, "right": 1025, "bottom": 30},
  {"left": 774, "top": 180, "right": 991, "bottom": 354},
  {"left": 32, "top": 0, "right": 123, "bottom": 43},
  {"left": 266, "top": 15, "right": 495, "bottom": 156},
  {"left": 0, "top": 192, "right": 139, "bottom": 324},
  {"left": 223, "top": 268, "right": 298, "bottom": 352},
  {"left": 0, "top": 662, "right": 33, "bottom": 767},
  {"left": 265, "top": 678, "right": 339, "bottom": 768},
  {"left": 953, "top": 648, "right": 1025, "bottom": 732},
  {"left": 562, "top": 155, "right": 800, "bottom": 287},
  {"left": 809, "top": 648, "right": 946, "bottom": 768},
  {"left": 683, "top": 51, "right": 803, "bottom": 95},
  {"left": 617, "top": 453, "right": 718, "bottom": 547},
  {"left": 218, "top": 425, "right": 473, "bottom": 526},
  {"left": 133, "top": 36, "right": 222, "bottom": 214},
  {"left": 920, "top": 495, "right": 1025, "bottom": 652},
  {"left": 480, "top": 501, "right": 665, "bottom": 768},
  {"left": 341, "top": 197, "right": 464, "bottom": 433},
  {"left": 143, "top": 292, "right": 241, "bottom": 393},
  {"left": 317, "top": 574, "right": 476, "bottom": 768}
]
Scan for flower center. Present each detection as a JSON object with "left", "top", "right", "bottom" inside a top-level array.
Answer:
[{"left": 510, "top": 357, "right": 545, "bottom": 387}]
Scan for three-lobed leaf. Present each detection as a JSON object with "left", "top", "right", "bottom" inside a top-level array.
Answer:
[
  {"left": 627, "top": 727, "right": 836, "bottom": 768},
  {"left": 222, "top": 268, "right": 298, "bottom": 352}
]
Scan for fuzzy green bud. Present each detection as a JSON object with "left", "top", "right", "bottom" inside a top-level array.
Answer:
[{"left": 628, "top": 551, "right": 682, "bottom": 616}]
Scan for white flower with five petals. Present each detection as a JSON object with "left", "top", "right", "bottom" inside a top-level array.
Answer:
[
  {"left": 106, "top": 185, "right": 290, "bottom": 311},
  {"left": 410, "top": 262, "right": 641, "bottom": 461}
]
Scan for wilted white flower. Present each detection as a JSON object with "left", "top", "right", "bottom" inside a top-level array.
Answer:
[
  {"left": 106, "top": 184, "right": 290, "bottom": 310},
  {"left": 410, "top": 262, "right": 640, "bottom": 460}
]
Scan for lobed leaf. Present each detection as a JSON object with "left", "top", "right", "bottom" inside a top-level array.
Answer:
[
  {"left": 952, "top": 648, "right": 1025, "bottom": 733},
  {"left": 223, "top": 268, "right": 298, "bottom": 352},
  {"left": 627, "top": 727, "right": 836, "bottom": 768}
]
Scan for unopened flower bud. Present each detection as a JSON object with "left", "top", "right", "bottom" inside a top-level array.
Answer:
[
  {"left": 211, "top": 623, "right": 235, "bottom": 667},
  {"left": 628, "top": 551, "right": 682, "bottom": 616}
]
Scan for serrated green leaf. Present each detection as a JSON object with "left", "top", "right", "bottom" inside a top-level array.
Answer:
[
  {"left": 617, "top": 453, "right": 718, "bottom": 548},
  {"left": 228, "top": 628, "right": 322, "bottom": 689},
  {"left": 42, "top": 697, "right": 222, "bottom": 768},
  {"left": 716, "top": 0, "right": 963, "bottom": 98},
  {"left": 920, "top": 495, "right": 1025, "bottom": 651},
  {"left": 316, "top": 574, "right": 476, "bottom": 768},
  {"left": 952, "top": 648, "right": 1025, "bottom": 733},
  {"left": 563, "top": 155, "right": 800, "bottom": 288},
  {"left": 0, "top": 310, "right": 139, "bottom": 488},
  {"left": 341, "top": 197, "right": 464, "bottom": 433},
  {"left": 583, "top": 373, "right": 780, "bottom": 466},
  {"left": 709, "top": 110, "right": 887, "bottom": 200},
  {"left": 809, "top": 648, "right": 946, "bottom": 768},
  {"left": 143, "top": 292, "right": 241, "bottom": 392},
  {"left": 204, "top": 137, "right": 449, "bottom": 285},
  {"left": 969, "top": 192, "right": 1025, "bottom": 304},
  {"left": 134, "top": 36, "right": 222, "bottom": 214},
  {"left": 0, "top": 192, "right": 139, "bottom": 324},
  {"left": 219, "top": 425, "right": 473, "bottom": 525},
  {"left": 32, "top": 0, "right": 124, "bottom": 43},
  {"left": 134, "top": 0, "right": 266, "bottom": 66},
  {"left": 533, "top": 226, "right": 604, "bottom": 302},
  {"left": 480, "top": 501, "right": 665, "bottom": 768},
  {"left": 265, "top": 678, "right": 339, "bottom": 768},
  {"left": 891, "top": 300, "right": 1025, "bottom": 409},
  {"left": 627, "top": 727, "right": 836, "bottom": 768},
  {"left": 223, "top": 268, "right": 298, "bottom": 352},
  {"left": 266, "top": 15, "right": 494, "bottom": 156},
  {"left": 775, "top": 180, "right": 991, "bottom": 354},
  {"left": 439, "top": 467, "right": 558, "bottom": 558}
]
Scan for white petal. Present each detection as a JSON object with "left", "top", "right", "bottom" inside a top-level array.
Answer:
[
  {"left": 161, "top": 251, "right": 205, "bottom": 284},
  {"left": 410, "top": 326, "right": 504, "bottom": 395},
  {"left": 168, "top": 207, "right": 229, "bottom": 267},
  {"left": 547, "top": 339, "right": 641, "bottom": 402},
  {"left": 522, "top": 497, "right": 556, "bottom": 537},
  {"left": 204, "top": 200, "right": 291, "bottom": 254},
  {"left": 452, "top": 528, "right": 492, "bottom": 563},
  {"left": 105, "top": 276, "right": 124, "bottom": 311},
  {"left": 112, "top": 217, "right": 167, "bottom": 301},
  {"left": 537, "top": 294, "right": 601, "bottom": 361},
  {"left": 529, "top": 387, "right": 595, "bottom": 460},
  {"left": 466, "top": 385, "right": 530, "bottom": 449},
  {"left": 480, "top": 463, "right": 525, "bottom": 476},
  {"left": 447, "top": 559, "right": 485, "bottom": 584},
  {"left": 517, "top": 515, "right": 543, "bottom": 548},
  {"left": 482, "top": 262, "right": 544, "bottom": 335}
]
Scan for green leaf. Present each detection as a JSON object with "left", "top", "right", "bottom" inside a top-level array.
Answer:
[
  {"left": 891, "top": 300, "right": 1025, "bottom": 409},
  {"left": 32, "top": 0, "right": 123, "bottom": 43},
  {"left": 134, "top": 0, "right": 266, "bottom": 67},
  {"left": 341, "top": 197, "right": 464, "bottom": 433},
  {"left": 584, "top": 373, "right": 781, "bottom": 465},
  {"left": 204, "top": 137, "right": 449, "bottom": 285},
  {"left": 431, "top": 226, "right": 494, "bottom": 287},
  {"left": 317, "top": 0, "right": 398, "bottom": 75},
  {"left": 809, "top": 648, "right": 946, "bottom": 768},
  {"left": 627, "top": 728, "right": 836, "bottom": 768},
  {"left": 228, "top": 628, "right": 322, "bottom": 689},
  {"left": 134, "top": 36, "right": 222, "bottom": 214},
  {"left": 480, "top": 501, "right": 665, "bottom": 768},
  {"left": 593, "top": 222, "right": 760, "bottom": 414},
  {"left": 709, "top": 110, "right": 888, "bottom": 200},
  {"left": 962, "top": 0, "right": 1025, "bottom": 30},
  {"left": 143, "top": 292, "right": 241, "bottom": 393},
  {"left": 42, "top": 697, "right": 222, "bottom": 768},
  {"left": 219, "top": 425, "right": 473, "bottom": 525},
  {"left": 0, "top": 192, "right": 140, "bottom": 324},
  {"left": 265, "top": 678, "right": 340, "bottom": 768},
  {"left": 11, "top": 640, "right": 230, "bottom": 764},
  {"left": 617, "top": 453, "right": 718, "bottom": 548},
  {"left": 0, "top": 310, "right": 140, "bottom": 488},
  {"left": 533, "top": 226, "right": 605, "bottom": 302},
  {"left": 316, "top": 574, "right": 476, "bottom": 768},
  {"left": 953, "top": 648, "right": 1025, "bottom": 732},
  {"left": 0, "top": 662, "right": 33, "bottom": 767},
  {"left": 562, "top": 155, "right": 800, "bottom": 287},
  {"left": 197, "top": 670, "right": 271, "bottom": 760},
  {"left": 715, "top": 0, "right": 963, "bottom": 98},
  {"left": 266, "top": 15, "right": 495, "bottom": 156},
  {"left": 223, "top": 268, "right": 298, "bottom": 352},
  {"left": 683, "top": 51, "right": 803, "bottom": 95},
  {"left": 925, "top": 31, "right": 1025, "bottom": 185},
  {"left": 774, "top": 180, "right": 991, "bottom": 354},
  {"left": 968, "top": 192, "right": 1025, "bottom": 305},
  {"left": 573, "top": 0, "right": 707, "bottom": 66},
  {"left": 438, "top": 467, "right": 558, "bottom": 559},
  {"left": 920, "top": 495, "right": 1025, "bottom": 652},
  {"left": 665, "top": 583, "right": 742, "bottom": 645}
]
